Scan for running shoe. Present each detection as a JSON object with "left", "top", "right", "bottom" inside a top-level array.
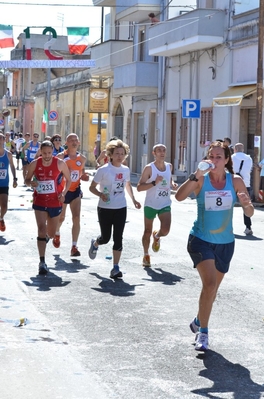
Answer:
[
  {"left": 0, "top": 220, "right": 6, "bottom": 232},
  {"left": 110, "top": 266, "right": 123, "bottom": 279},
  {"left": 142, "top": 255, "right": 151, "bottom": 267},
  {"left": 190, "top": 318, "right": 200, "bottom": 334},
  {"left": 71, "top": 245, "right": 81, "bottom": 257},
  {"left": 152, "top": 230, "right": 160, "bottom": 252},
  {"left": 244, "top": 228, "right": 253, "bottom": 235},
  {"left": 88, "top": 239, "right": 98, "bottom": 260},
  {"left": 38, "top": 262, "right": 48, "bottom": 275},
  {"left": 195, "top": 332, "right": 209, "bottom": 352},
  {"left": 52, "top": 234, "right": 60, "bottom": 248}
]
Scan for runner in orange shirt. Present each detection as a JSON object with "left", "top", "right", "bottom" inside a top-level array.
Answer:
[{"left": 53, "top": 133, "right": 89, "bottom": 256}]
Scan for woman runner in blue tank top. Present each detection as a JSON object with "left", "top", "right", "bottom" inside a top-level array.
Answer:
[{"left": 176, "top": 141, "right": 254, "bottom": 352}]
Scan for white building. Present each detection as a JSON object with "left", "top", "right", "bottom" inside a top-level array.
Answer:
[{"left": 92, "top": 0, "right": 263, "bottom": 193}]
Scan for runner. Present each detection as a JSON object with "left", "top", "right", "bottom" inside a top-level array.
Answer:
[
  {"left": 53, "top": 133, "right": 89, "bottom": 256},
  {"left": 23, "top": 132, "right": 41, "bottom": 164},
  {"left": 89, "top": 139, "right": 141, "bottom": 278},
  {"left": 0, "top": 132, "right": 18, "bottom": 232},
  {"left": 25, "top": 141, "right": 71, "bottom": 275},
  {"left": 137, "top": 144, "right": 177, "bottom": 267}
]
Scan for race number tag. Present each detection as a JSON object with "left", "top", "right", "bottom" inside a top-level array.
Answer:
[
  {"left": 112, "top": 181, "right": 124, "bottom": 194},
  {"left": 71, "top": 170, "right": 79, "bottom": 182},
  {"left": 155, "top": 187, "right": 169, "bottom": 199},
  {"left": 0, "top": 169, "right": 7, "bottom": 179},
  {"left": 37, "top": 180, "right": 55, "bottom": 194},
  {"left": 205, "top": 190, "right": 233, "bottom": 211},
  {"left": 29, "top": 152, "right": 36, "bottom": 159}
]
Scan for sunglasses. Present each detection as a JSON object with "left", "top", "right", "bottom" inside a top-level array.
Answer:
[
  {"left": 33, "top": 135, "right": 39, "bottom": 138},
  {"left": 53, "top": 138, "right": 61, "bottom": 142}
]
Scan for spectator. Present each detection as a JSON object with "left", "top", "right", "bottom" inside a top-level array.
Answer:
[
  {"left": 232, "top": 143, "right": 253, "bottom": 235},
  {"left": 148, "top": 12, "right": 159, "bottom": 24},
  {"left": 224, "top": 137, "right": 234, "bottom": 155}
]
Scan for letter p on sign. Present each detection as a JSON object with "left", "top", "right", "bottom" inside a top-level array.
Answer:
[{"left": 182, "top": 99, "right": 201, "bottom": 119}]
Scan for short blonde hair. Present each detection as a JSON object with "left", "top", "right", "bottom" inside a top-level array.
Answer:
[{"left": 106, "top": 139, "right": 130, "bottom": 160}]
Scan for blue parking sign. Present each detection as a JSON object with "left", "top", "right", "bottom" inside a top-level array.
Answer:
[{"left": 182, "top": 99, "right": 201, "bottom": 119}]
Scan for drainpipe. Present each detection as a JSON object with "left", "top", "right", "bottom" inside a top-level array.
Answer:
[{"left": 253, "top": 2, "right": 264, "bottom": 200}]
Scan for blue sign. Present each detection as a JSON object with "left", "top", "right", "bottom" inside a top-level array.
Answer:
[
  {"left": 0, "top": 119, "right": 4, "bottom": 126},
  {"left": 182, "top": 99, "right": 201, "bottom": 119},
  {"left": 49, "top": 110, "right": 58, "bottom": 121}
]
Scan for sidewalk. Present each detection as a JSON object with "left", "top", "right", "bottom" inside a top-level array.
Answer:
[{"left": 0, "top": 262, "right": 111, "bottom": 399}]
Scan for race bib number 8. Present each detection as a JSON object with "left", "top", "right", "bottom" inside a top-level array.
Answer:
[{"left": 205, "top": 190, "right": 233, "bottom": 211}]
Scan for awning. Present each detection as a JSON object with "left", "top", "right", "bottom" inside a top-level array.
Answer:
[{"left": 212, "top": 84, "right": 256, "bottom": 107}]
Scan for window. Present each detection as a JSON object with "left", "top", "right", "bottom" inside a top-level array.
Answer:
[
  {"left": 178, "top": 115, "right": 188, "bottom": 170},
  {"left": 139, "top": 29, "right": 145, "bottom": 61},
  {"left": 115, "top": 21, "right": 120, "bottom": 40},
  {"left": 200, "top": 108, "right": 212, "bottom": 145}
]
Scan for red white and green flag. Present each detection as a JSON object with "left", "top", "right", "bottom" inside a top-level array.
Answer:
[
  {"left": 67, "top": 27, "right": 89, "bottom": 55},
  {"left": 0, "top": 24, "right": 14, "bottom": 48},
  {"left": 41, "top": 109, "right": 48, "bottom": 133}
]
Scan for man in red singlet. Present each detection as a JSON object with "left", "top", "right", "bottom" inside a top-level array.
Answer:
[{"left": 25, "top": 141, "right": 71, "bottom": 275}]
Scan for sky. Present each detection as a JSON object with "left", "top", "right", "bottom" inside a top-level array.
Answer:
[{"left": 0, "top": 0, "right": 104, "bottom": 60}]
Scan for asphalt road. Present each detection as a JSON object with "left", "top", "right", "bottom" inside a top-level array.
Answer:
[{"left": 1, "top": 168, "right": 264, "bottom": 399}]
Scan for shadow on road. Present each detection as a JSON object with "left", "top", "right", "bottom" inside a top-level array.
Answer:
[
  {"left": 234, "top": 234, "right": 263, "bottom": 241},
  {"left": 23, "top": 271, "right": 71, "bottom": 292},
  {"left": 52, "top": 254, "right": 89, "bottom": 274},
  {"left": 0, "top": 236, "right": 15, "bottom": 245},
  {"left": 192, "top": 349, "right": 264, "bottom": 398},
  {"left": 142, "top": 267, "right": 184, "bottom": 285},
  {"left": 90, "top": 272, "right": 144, "bottom": 297}
]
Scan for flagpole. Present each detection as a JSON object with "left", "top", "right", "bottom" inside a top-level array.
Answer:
[{"left": 47, "top": 67, "right": 51, "bottom": 137}]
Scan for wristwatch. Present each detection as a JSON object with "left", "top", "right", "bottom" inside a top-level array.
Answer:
[
  {"left": 188, "top": 173, "right": 198, "bottom": 182},
  {"left": 151, "top": 181, "right": 156, "bottom": 186}
]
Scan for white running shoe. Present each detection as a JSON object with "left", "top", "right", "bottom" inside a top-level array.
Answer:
[
  {"left": 189, "top": 318, "right": 199, "bottom": 334},
  {"left": 244, "top": 228, "right": 253, "bottom": 235},
  {"left": 195, "top": 332, "right": 208, "bottom": 352},
  {"left": 88, "top": 239, "right": 98, "bottom": 260}
]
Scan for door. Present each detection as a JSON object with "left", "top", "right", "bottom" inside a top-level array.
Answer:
[{"left": 114, "top": 104, "right": 123, "bottom": 140}]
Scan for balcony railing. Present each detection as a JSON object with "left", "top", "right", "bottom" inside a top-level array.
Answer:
[
  {"left": 90, "top": 40, "right": 133, "bottom": 76},
  {"left": 113, "top": 61, "right": 158, "bottom": 96},
  {"left": 149, "top": 9, "right": 226, "bottom": 57}
]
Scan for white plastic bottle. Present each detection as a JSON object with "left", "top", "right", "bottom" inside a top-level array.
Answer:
[
  {"left": 103, "top": 187, "right": 110, "bottom": 204},
  {"left": 33, "top": 176, "right": 42, "bottom": 193},
  {"left": 198, "top": 161, "right": 215, "bottom": 171}
]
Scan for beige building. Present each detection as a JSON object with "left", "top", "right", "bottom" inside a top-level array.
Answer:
[{"left": 6, "top": 32, "right": 108, "bottom": 166}]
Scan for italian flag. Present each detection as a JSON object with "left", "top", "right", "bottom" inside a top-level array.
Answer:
[
  {"left": 67, "top": 27, "right": 89, "bottom": 55},
  {"left": 0, "top": 25, "right": 14, "bottom": 49},
  {"left": 41, "top": 109, "right": 48, "bottom": 133}
]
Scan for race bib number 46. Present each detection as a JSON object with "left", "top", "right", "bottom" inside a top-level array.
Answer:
[{"left": 205, "top": 190, "right": 233, "bottom": 211}]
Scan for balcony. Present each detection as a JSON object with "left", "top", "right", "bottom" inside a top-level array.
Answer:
[
  {"left": 116, "top": 0, "right": 160, "bottom": 22},
  {"left": 90, "top": 40, "right": 133, "bottom": 76},
  {"left": 92, "top": 0, "right": 115, "bottom": 6},
  {"left": 149, "top": 9, "right": 226, "bottom": 57},
  {"left": 113, "top": 61, "right": 158, "bottom": 97},
  {"left": 7, "top": 96, "right": 19, "bottom": 108}
]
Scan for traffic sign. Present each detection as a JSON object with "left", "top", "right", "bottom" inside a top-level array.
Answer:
[
  {"left": 0, "top": 119, "right": 4, "bottom": 126},
  {"left": 182, "top": 99, "right": 201, "bottom": 119},
  {"left": 49, "top": 110, "right": 58, "bottom": 121}
]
